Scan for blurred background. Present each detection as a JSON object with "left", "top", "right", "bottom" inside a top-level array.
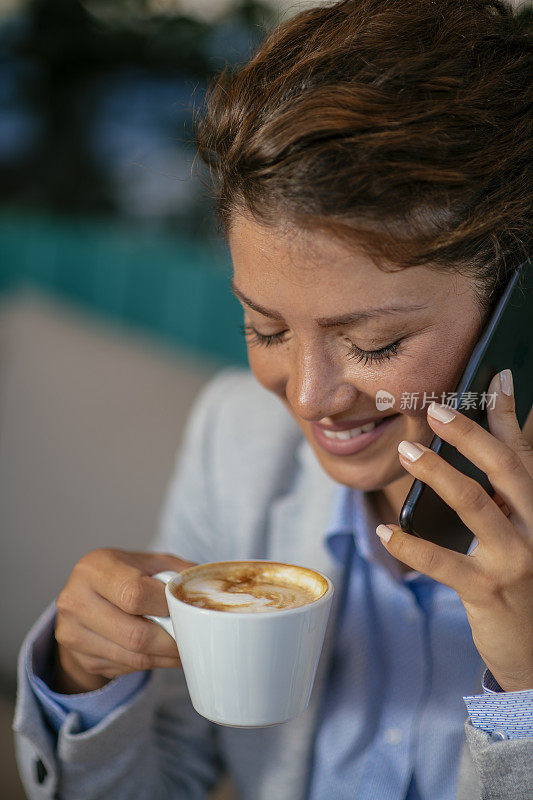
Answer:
[{"left": 0, "top": 0, "right": 319, "bottom": 796}]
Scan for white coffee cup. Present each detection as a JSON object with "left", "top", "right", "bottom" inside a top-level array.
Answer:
[{"left": 145, "top": 560, "right": 334, "bottom": 728}]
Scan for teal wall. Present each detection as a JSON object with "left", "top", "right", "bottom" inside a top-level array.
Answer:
[{"left": 0, "top": 213, "right": 248, "bottom": 368}]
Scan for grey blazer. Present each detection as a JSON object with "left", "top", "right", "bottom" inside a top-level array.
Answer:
[{"left": 14, "top": 367, "right": 533, "bottom": 800}]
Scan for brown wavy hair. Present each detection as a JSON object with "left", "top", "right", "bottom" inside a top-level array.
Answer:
[{"left": 194, "top": 0, "right": 532, "bottom": 316}]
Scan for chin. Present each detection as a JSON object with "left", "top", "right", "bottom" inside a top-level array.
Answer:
[{"left": 309, "top": 442, "right": 406, "bottom": 492}]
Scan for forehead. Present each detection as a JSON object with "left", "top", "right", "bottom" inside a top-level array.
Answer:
[{"left": 229, "top": 215, "right": 458, "bottom": 310}]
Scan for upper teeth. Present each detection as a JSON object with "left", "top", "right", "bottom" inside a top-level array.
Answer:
[{"left": 323, "top": 420, "right": 378, "bottom": 440}]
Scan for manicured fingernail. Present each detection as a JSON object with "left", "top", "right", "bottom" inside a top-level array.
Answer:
[
  {"left": 427, "top": 401, "right": 456, "bottom": 423},
  {"left": 376, "top": 524, "right": 393, "bottom": 543},
  {"left": 499, "top": 369, "right": 513, "bottom": 397},
  {"left": 398, "top": 440, "right": 424, "bottom": 461}
]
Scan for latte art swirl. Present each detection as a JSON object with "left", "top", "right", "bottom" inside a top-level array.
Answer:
[
  {"left": 172, "top": 562, "right": 328, "bottom": 613},
  {"left": 180, "top": 576, "right": 315, "bottom": 612}
]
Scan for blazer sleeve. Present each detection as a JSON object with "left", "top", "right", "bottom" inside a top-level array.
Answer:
[
  {"left": 13, "top": 367, "right": 246, "bottom": 800},
  {"left": 456, "top": 718, "right": 533, "bottom": 800}
]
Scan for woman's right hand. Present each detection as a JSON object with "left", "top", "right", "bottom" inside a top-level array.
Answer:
[{"left": 52, "top": 548, "right": 196, "bottom": 694}]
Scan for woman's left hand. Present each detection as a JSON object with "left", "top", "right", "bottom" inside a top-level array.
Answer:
[{"left": 376, "top": 369, "right": 533, "bottom": 692}]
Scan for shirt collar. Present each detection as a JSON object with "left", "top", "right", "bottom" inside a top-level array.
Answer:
[{"left": 325, "top": 483, "right": 423, "bottom": 583}]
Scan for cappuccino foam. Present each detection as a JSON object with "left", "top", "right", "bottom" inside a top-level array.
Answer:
[{"left": 171, "top": 561, "right": 328, "bottom": 613}]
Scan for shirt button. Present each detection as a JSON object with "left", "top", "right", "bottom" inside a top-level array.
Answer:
[
  {"left": 489, "top": 729, "right": 509, "bottom": 742},
  {"left": 384, "top": 727, "right": 404, "bottom": 745}
]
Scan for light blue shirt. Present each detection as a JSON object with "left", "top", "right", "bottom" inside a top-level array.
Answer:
[
  {"left": 27, "top": 484, "right": 533, "bottom": 799},
  {"left": 306, "top": 484, "right": 533, "bottom": 800}
]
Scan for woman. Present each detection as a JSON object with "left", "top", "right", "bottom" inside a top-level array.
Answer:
[{"left": 14, "top": 1, "right": 532, "bottom": 798}]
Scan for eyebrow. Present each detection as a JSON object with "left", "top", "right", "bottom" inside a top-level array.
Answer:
[{"left": 230, "top": 280, "right": 429, "bottom": 327}]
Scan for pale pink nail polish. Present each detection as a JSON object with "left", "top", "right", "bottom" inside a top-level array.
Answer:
[
  {"left": 398, "top": 441, "right": 423, "bottom": 461},
  {"left": 427, "top": 402, "right": 456, "bottom": 423},
  {"left": 499, "top": 369, "right": 513, "bottom": 397},
  {"left": 376, "top": 524, "right": 393, "bottom": 543}
]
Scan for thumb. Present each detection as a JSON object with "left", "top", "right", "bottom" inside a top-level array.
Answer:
[
  {"left": 144, "top": 553, "right": 197, "bottom": 575},
  {"left": 135, "top": 551, "right": 197, "bottom": 617},
  {"left": 116, "top": 550, "right": 196, "bottom": 575}
]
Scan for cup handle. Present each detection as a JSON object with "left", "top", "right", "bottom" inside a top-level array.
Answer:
[{"left": 143, "top": 571, "right": 179, "bottom": 641}]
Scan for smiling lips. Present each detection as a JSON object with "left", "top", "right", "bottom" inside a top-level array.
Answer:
[
  {"left": 316, "top": 411, "right": 399, "bottom": 433},
  {"left": 311, "top": 413, "right": 401, "bottom": 455}
]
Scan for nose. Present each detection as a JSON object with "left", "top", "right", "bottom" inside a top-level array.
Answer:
[{"left": 285, "top": 340, "right": 360, "bottom": 421}]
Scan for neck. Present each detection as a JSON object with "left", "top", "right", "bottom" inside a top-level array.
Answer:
[
  {"left": 370, "top": 472, "right": 414, "bottom": 525},
  {"left": 368, "top": 474, "right": 415, "bottom": 576}
]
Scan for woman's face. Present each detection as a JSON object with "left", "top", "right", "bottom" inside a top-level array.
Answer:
[{"left": 229, "top": 215, "right": 486, "bottom": 493}]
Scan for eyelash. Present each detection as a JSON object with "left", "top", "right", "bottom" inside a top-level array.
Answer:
[{"left": 239, "top": 325, "right": 402, "bottom": 366}]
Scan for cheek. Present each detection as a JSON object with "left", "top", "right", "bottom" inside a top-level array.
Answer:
[
  {"left": 246, "top": 344, "right": 435, "bottom": 403},
  {"left": 246, "top": 349, "right": 286, "bottom": 395},
  {"left": 246, "top": 330, "right": 468, "bottom": 420},
  {"left": 383, "top": 321, "right": 478, "bottom": 416},
  {"left": 391, "top": 357, "right": 468, "bottom": 418}
]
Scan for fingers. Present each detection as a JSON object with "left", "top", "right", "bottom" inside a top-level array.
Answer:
[
  {"left": 54, "top": 549, "right": 195, "bottom": 689},
  {"left": 492, "top": 490, "right": 512, "bottom": 518},
  {"left": 424, "top": 371, "right": 533, "bottom": 526},
  {"left": 55, "top": 620, "right": 181, "bottom": 675},
  {"left": 484, "top": 371, "right": 533, "bottom": 479},
  {"left": 76, "top": 549, "right": 195, "bottom": 617},
  {"left": 115, "top": 550, "right": 197, "bottom": 578},
  {"left": 56, "top": 584, "right": 178, "bottom": 659},
  {"left": 397, "top": 439, "right": 517, "bottom": 554},
  {"left": 375, "top": 524, "right": 479, "bottom": 600}
]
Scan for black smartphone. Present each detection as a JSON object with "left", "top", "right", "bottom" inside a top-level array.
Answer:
[{"left": 399, "top": 257, "right": 533, "bottom": 554}]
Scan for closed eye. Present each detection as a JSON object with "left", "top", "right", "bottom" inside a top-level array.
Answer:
[{"left": 239, "top": 325, "right": 403, "bottom": 366}]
